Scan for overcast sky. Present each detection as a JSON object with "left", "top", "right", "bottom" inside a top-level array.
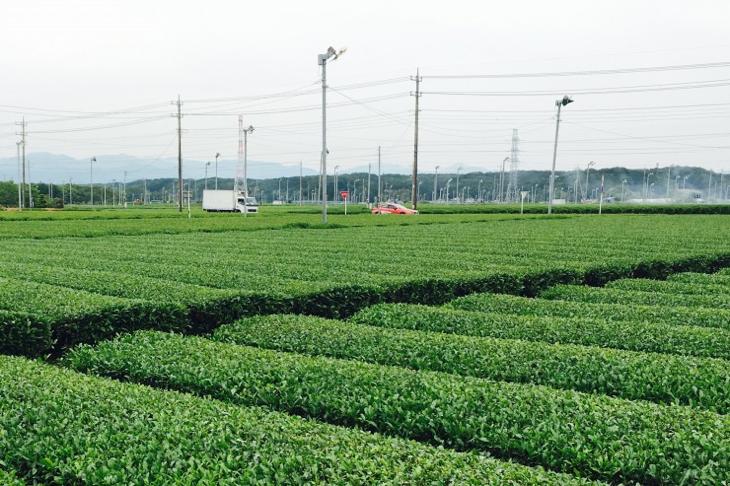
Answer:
[{"left": 1, "top": 0, "right": 729, "bottom": 181}]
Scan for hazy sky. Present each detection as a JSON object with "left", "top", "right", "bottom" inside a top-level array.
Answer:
[{"left": 1, "top": 0, "right": 729, "bottom": 181}]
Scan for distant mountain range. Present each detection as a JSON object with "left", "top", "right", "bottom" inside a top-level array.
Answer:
[{"left": 0, "top": 152, "right": 318, "bottom": 183}]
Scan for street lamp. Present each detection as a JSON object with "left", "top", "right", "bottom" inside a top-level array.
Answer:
[
  {"left": 455, "top": 166, "right": 462, "bottom": 204},
  {"left": 433, "top": 165, "right": 439, "bottom": 202},
  {"left": 445, "top": 178, "right": 453, "bottom": 203},
  {"left": 499, "top": 157, "right": 509, "bottom": 203},
  {"left": 204, "top": 161, "right": 211, "bottom": 191},
  {"left": 621, "top": 179, "right": 628, "bottom": 201},
  {"left": 90, "top": 157, "right": 96, "bottom": 206},
  {"left": 478, "top": 179, "right": 483, "bottom": 202},
  {"left": 318, "top": 45, "right": 346, "bottom": 224},
  {"left": 214, "top": 153, "right": 221, "bottom": 190},
  {"left": 548, "top": 95, "right": 574, "bottom": 214}
]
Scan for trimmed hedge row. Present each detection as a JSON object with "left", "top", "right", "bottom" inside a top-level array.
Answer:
[
  {"left": 608, "top": 277, "right": 730, "bottom": 296},
  {"left": 65, "top": 331, "right": 730, "bottom": 485},
  {"left": 0, "top": 356, "right": 584, "bottom": 485},
  {"left": 670, "top": 271, "right": 730, "bottom": 286},
  {"left": 0, "top": 310, "right": 52, "bottom": 357},
  {"left": 543, "top": 284, "right": 730, "bottom": 310},
  {"left": 0, "top": 277, "right": 186, "bottom": 351},
  {"left": 447, "top": 292, "right": 730, "bottom": 330},
  {"left": 214, "top": 314, "right": 730, "bottom": 413},
  {"left": 350, "top": 303, "right": 730, "bottom": 359}
]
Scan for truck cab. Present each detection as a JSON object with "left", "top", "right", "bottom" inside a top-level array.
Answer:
[{"left": 236, "top": 196, "right": 259, "bottom": 214}]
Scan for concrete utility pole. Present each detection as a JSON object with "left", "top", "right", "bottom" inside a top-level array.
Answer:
[
  {"left": 377, "top": 146, "right": 382, "bottom": 205},
  {"left": 243, "top": 126, "right": 254, "bottom": 195},
  {"left": 174, "top": 95, "right": 183, "bottom": 212},
  {"left": 367, "top": 162, "right": 371, "bottom": 205},
  {"left": 499, "top": 157, "right": 509, "bottom": 203},
  {"left": 16, "top": 141, "right": 22, "bottom": 209},
  {"left": 15, "top": 119, "right": 27, "bottom": 209},
  {"left": 90, "top": 157, "right": 96, "bottom": 205},
  {"left": 318, "top": 46, "right": 345, "bottom": 224},
  {"left": 548, "top": 95, "right": 574, "bottom": 214},
  {"left": 215, "top": 152, "right": 221, "bottom": 190},
  {"left": 433, "top": 165, "right": 439, "bottom": 201},
  {"left": 411, "top": 68, "right": 422, "bottom": 209},
  {"left": 204, "top": 161, "right": 210, "bottom": 190},
  {"left": 584, "top": 161, "right": 595, "bottom": 201}
]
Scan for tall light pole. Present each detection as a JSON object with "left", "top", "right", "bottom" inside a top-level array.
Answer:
[
  {"left": 318, "top": 45, "right": 346, "bottom": 224},
  {"left": 214, "top": 153, "right": 221, "bottom": 190},
  {"left": 548, "top": 95, "right": 574, "bottom": 214},
  {"left": 204, "top": 161, "right": 211, "bottom": 190},
  {"left": 478, "top": 179, "right": 483, "bottom": 202},
  {"left": 445, "top": 178, "right": 453, "bottom": 203},
  {"left": 584, "top": 160, "right": 595, "bottom": 201},
  {"left": 90, "top": 157, "right": 96, "bottom": 206},
  {"left": 621, "top": 179, "right": 627, "bottom": 201},
  {"left": 455, "top": 167, "right": 462, "bottom": 204},
  {"left": 433, "top": 165, "right": 439, "bottom": 202}
]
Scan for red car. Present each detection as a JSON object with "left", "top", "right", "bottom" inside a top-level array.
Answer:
[{"left": 371, "top": 203, "right": 419, "bottom": 215}]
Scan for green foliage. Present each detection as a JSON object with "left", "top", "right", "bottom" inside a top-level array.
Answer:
[
  {"left": 350, "top": 303, "right": 730, "bottom": 359},
  {"left": 544, "top": 283, "right": 730, "bottom": 310},
  {"left": 0, "top": 277, "right": 186, "bottom": 350},
  {"left": 214, "top": 314, "right": 730, "bottom": 413},
  {"left": 0, "top": 310, "right": 52, "bottom": 357},
  {"left": 448, "top": 291, "right": 730, "bottom": 330},
  {"left": 608, "top": 276, "right": 730, "bottom": 297},
  {"left": 65, "top": 331, "right": 730, "bottom": 485},
  {"left": 0, "top": 355, "right": 591, "bottom": 485}
]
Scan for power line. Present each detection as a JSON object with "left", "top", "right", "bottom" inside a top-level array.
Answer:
[
  {"left": 422, "top": 61, "right": 730, "bottom": 79},
  {"left": 421, "top": 78, "right": 730, "bottom": 97}
]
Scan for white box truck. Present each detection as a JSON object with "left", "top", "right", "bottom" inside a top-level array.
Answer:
[{"left": 202, "top": 190, "right": 259, "bottom": 214}]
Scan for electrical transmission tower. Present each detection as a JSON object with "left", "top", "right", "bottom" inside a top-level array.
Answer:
[{"left": 506, "top": 129, "right": 520, "bottom": 203}]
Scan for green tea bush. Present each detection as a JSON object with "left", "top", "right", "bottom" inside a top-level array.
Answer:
[
  {"left": 448, "top": 292, "right": 730, "bottom": 330},
  {"left": 214, "top": 314, "right": 730, "bottom": 413},
  {"left": 0, "top": 355, "right": 587, "bottom": 485},
  {"left": 350, "top": 303, "right": 730, "bottom": 359},
  {"left": 65, "top": 331, "right": 730, "bottom": 485}
]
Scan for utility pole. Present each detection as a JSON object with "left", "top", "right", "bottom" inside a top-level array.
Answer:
[
  {"left": 15, "top": 119, "right": 27, "bottom": 209},
  {"left": 15, "top": 141, "right": 22, "bottom": 209},
  {"left": 367, "top": 162, "right": 371, "bottom": 205},
  {"left": 377, "top": 146, "right": 382, "bottom": 205},
  {"left": 143, "top": 178, "right": 148, "bottom": 205},
  {"left": 173, "top": 95, "right": 183, "bottom": 212},
  {"left": 317, "top": 46, "right": 345, "bottom": 224},
  {"left": 123, "top": 171, "right": 127, "bottom": 207},
  {"left": 499, "top": 157, "right": 508, "bottom": 203},
  {"left": 411, "top": 68, "right": 422, "bottom": 209},
  {"left": 433, "top": 165, "right": 439, "bottom": 201},
  {"left": 299, "top": 161, "right": 303, "bottom": 206},
  {"left": 90, "top": 157, "right": 96, "bottom": 205},
  {"left": 548, "top": 96, "right": 574, "bottom": 214},
  {"left": 666, "top": 166, "right": 671, "bottom": 198}
]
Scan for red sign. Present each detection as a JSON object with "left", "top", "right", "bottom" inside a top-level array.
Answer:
[{"left": 340, "top": 191, "right": 349, "bottom": 199}]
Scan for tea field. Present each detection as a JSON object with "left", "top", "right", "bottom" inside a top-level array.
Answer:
[{"left": 0, "top": 209, "right": 729, "bottom": 484}]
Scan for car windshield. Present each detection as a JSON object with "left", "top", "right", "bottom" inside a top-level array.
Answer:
[{"left": 245, "top": 197, "right": 258, "bottom": 205}]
